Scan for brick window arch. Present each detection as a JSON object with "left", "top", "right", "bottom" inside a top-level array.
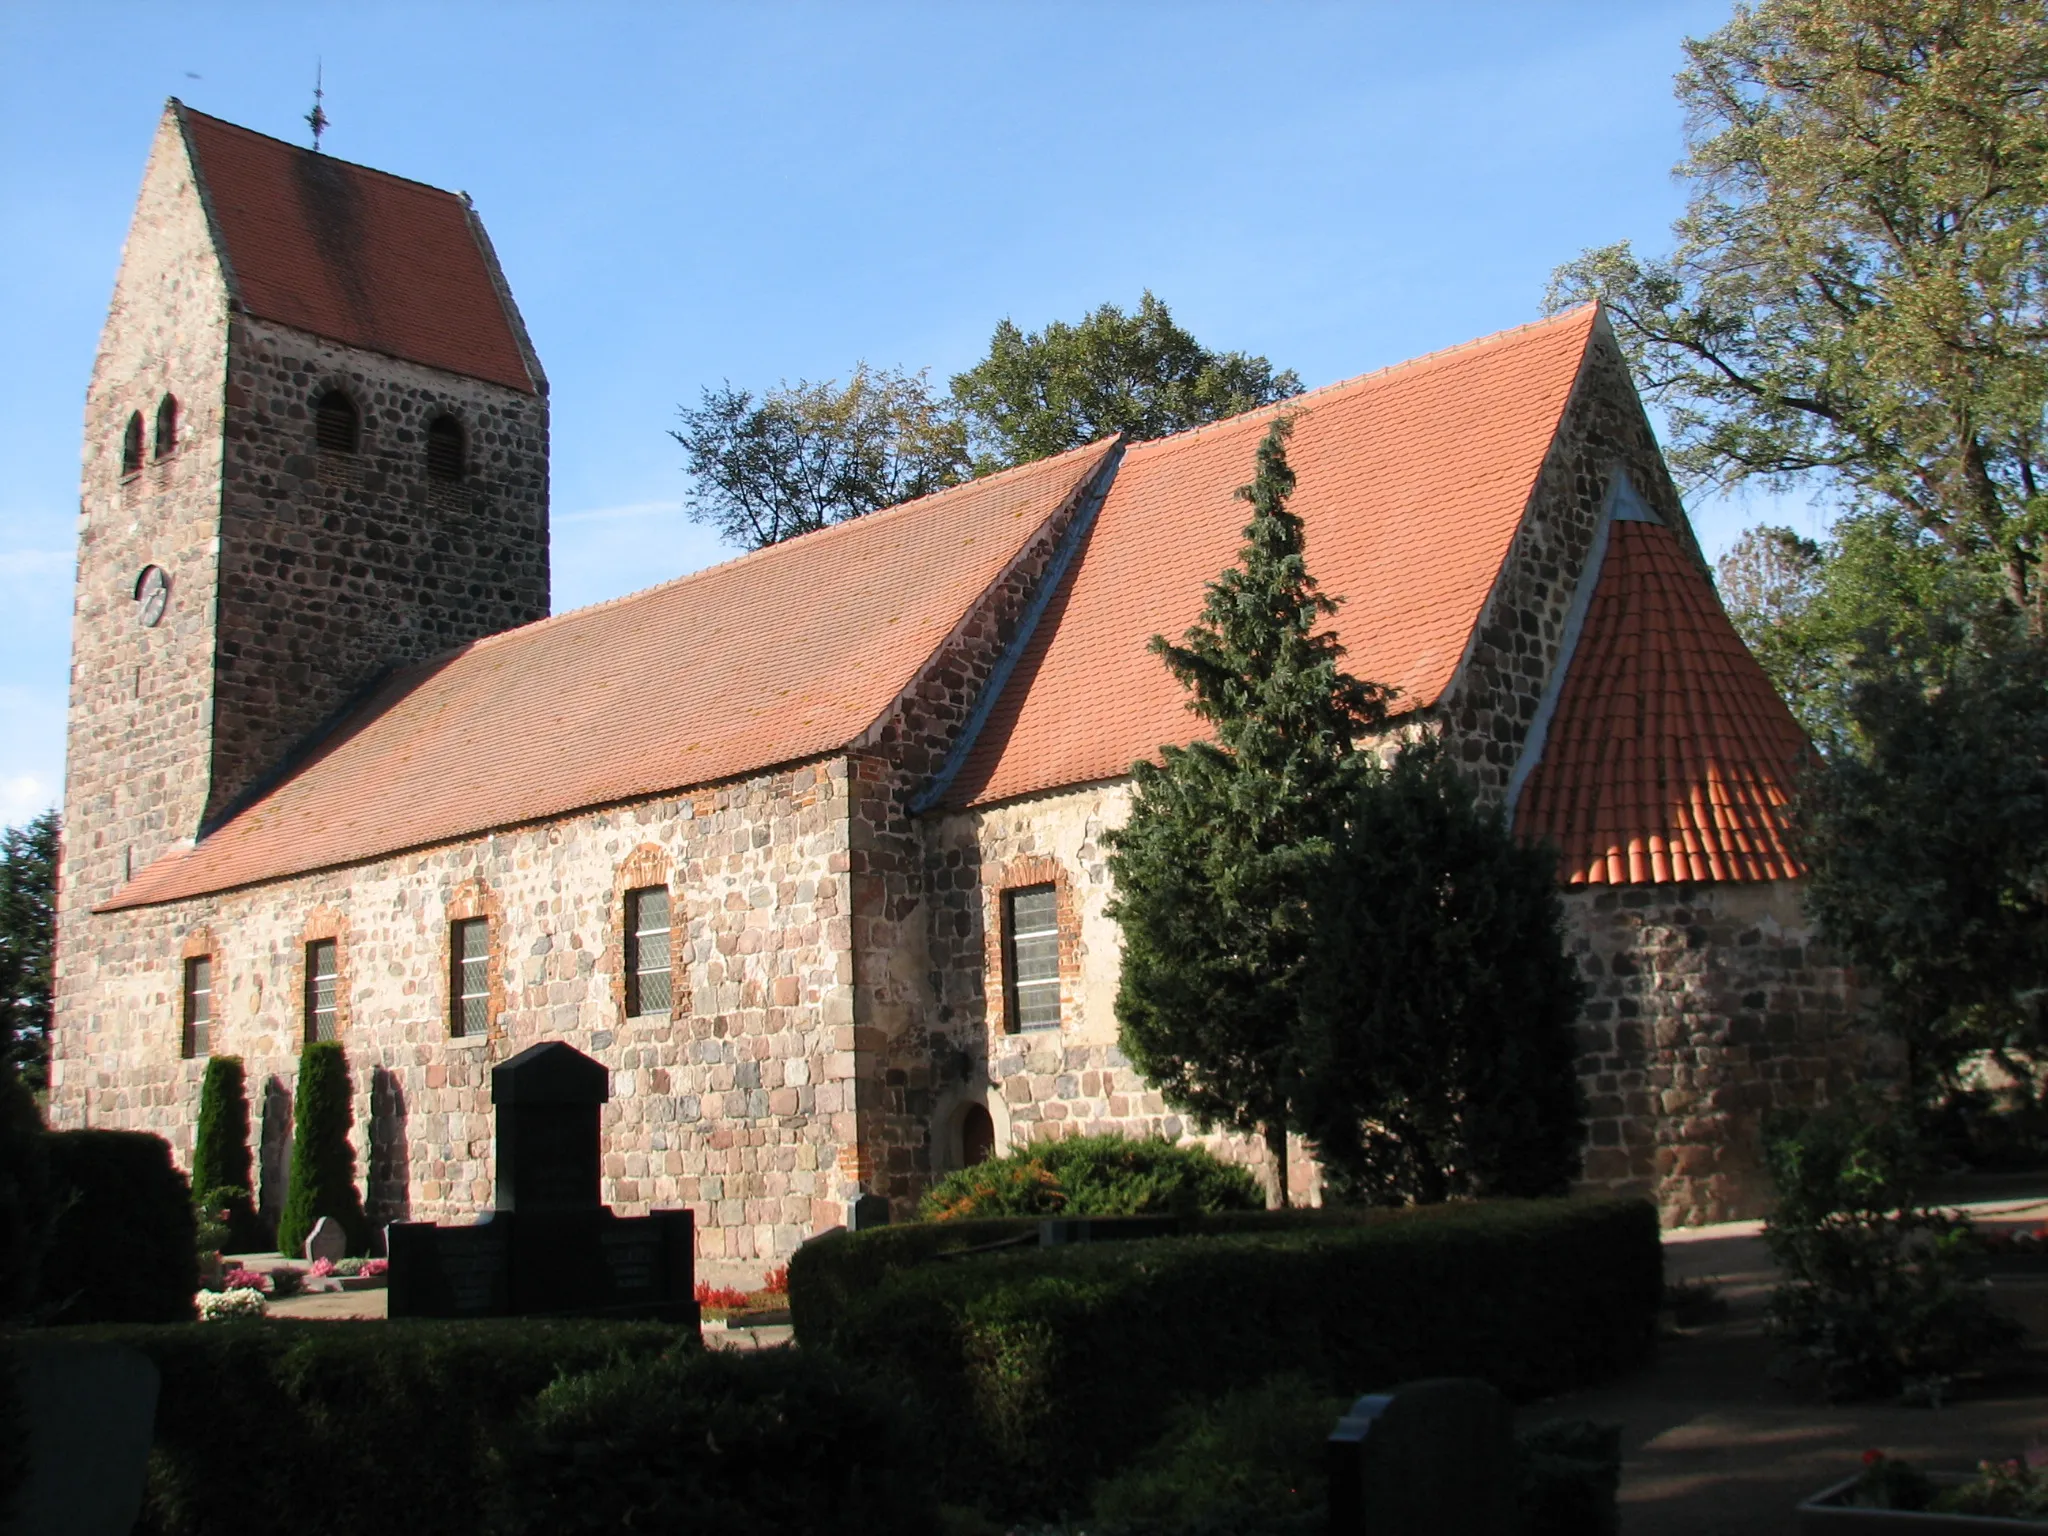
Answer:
[
  {"left": 153, "top": 394, "right": 178, "bottom": 460},
  {"left": 121, "top": 412, "right": 144, "bottom": 478},
  {"left": 612, "top": 844, "right": 684, "bottom": 1022},
  {"left": 445, "top": 878, "right": 505, "bottom": 1040},
  {"left": 314, "top": 388, "right": 360, "bottom": 454},
  {"left": 983, "top": 855, "right": 1081, "bottom": 1034},
  {"left": 181, "top": 928, "right": 217, "bottom": 1060},
  {"left": 300, "top": 908, "right": 348, "bottom": 1043},
  {"left": 426, "top": 414, "right": 465, "bottom": 482}
]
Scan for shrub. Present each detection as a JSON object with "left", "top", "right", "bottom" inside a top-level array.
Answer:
[
  {"left": 792, "top": 1195, "right": 1659, "bottom": 1513},
  {"left": 266, "top": 1267, "right": 303, "bottom": 1299},
  {"left": 1518, "top": 1419, "right": 1622, "bottom": 1536},
  {"left": 88, "top": 1318, "right": 684, "bottom": 1535},
  {"left": 489, "top": 1346, "right": 936, "bottom": 1536},
  {"left": 920, "top": 1134, "right": 1264, "bottom": 1221},
  {"left": 37, "top": 1130, "right": 196, "bottom": 1324},
  {"left": 191, "top": 1058, "right": 264, "bottom": 1250},
  {"left": 276, "top": 1041, "right": 366, "bottom": 1257},
  {"left": 1764, "top": 1091, "right": 2019, "bottom": 1399},
  {"left": 1087, "top": 1373, "right": 1341, "bottom": 1535},
  {"left": 0, "top": 1072, "right": 50, "bottom": 1319}
]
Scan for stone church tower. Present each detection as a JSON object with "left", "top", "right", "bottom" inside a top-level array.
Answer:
[{"left": 63, "top": 100, "right": 549, "bottom": 926}]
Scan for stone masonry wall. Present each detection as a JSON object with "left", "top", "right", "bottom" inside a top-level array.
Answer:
[
  {"left": 65, "top": 111, "right": 236, "bottom": 926},
  {"left": 210, "top": 314, "right": 549, "bottom": 825},
  {"left": 912, "top": 785, "right": 1315, "bottom": 1210},
  {"left": 1438, "top": 322, "right": 1709, "bottom": 801},
  {"left": 1566, "top": 879, "right": 1885, "bottom": 1225},
  {"left": 50, "top": 759, "right": 856, "bottom": 1266}
]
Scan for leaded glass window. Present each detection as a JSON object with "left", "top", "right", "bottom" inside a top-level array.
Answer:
[
  {"left": 452, "top": 918, "right": 489, "bottom": 1038},
  {"left": 1004, "top": 885, "right": 1060, "bottom": 1031},
  {"left": 183, "top": 955, "right": 212, "bottom": 1059},
  {"left": 625, "top": 886, "right": 672, "bottom": 1017},
  {"left": 305, "top": 939, "right": 339, "bottom": 1043}
]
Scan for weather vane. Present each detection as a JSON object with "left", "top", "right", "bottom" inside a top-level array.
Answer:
[{"left": 307, "top": 61, "right": 329, "bottom": 152}]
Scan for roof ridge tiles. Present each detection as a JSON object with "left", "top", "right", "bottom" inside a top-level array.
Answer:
[
  {"left": 1120, "top": 304, "right": 1601, "bottom": 459},
  {"left": 174, "top": 100, "right": 475, "bottom": 203}
]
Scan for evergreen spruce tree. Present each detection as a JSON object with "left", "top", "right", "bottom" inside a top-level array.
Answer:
[
  {"left": 1105, "top": 417, "right": 1390, "bottom": 1205},
  {"left": 276, "top": 1041, "right": 366, "bottom": 1256},
  {"left": 192, "top": 1055, "right": 263, "bottom": 1250},
  {"left": 1298, "top": 738, "right": 1588, "bottom": 1204}
]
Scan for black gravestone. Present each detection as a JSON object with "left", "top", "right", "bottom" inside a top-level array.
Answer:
[
  {"left": 1326, "top": 1377, "right": 1517, "bottom": 1535},
  {"left": 388, "top": 1041, "right": 698, "bottom": 1325}
]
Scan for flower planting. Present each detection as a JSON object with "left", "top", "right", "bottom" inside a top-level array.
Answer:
[{"left": 196, "top": 1287, "right": 267, "bottom": 1322}]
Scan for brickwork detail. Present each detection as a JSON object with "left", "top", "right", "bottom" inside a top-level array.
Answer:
[{"left": 980, "top": 854, "right": 1083, "bottom": 1035}]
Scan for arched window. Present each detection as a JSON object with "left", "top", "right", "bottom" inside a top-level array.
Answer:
[
  {"left": 314, "top": 389, "right": 360, "bottom": 454},
  {"left": 153, "top": 395, "right": 178, "bottom": 460},
  {"left": 426, "top": 414, "right": 465, "bottom": 482},
  {"left": 121, "top": 412, "right": 144, "bottom": 478}
]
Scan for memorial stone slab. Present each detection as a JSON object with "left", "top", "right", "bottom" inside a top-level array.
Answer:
[
  {"left": 1326, "top": 1377, "right": 1517, "bottom": 1535},
  {"left": 303, "top": 1214, "right": 347, "bottom": 1265},
  {"left": 387, "top": 1041, "right": 697, "bottom": 1323}
]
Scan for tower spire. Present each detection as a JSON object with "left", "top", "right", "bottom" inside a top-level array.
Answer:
[{"left": 306, "top": 61, "right": 328, "bottom": 152}]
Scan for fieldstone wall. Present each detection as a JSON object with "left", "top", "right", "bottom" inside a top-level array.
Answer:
[
  {"left": 210, "top": 314, "right": 549, "bottom": 826},
  {"left": 65, "top": 111, "right": 236, "bottom": 924},
  {"left": 1565, "top": 879, "right": 1885, "bottom": 1225},
  {"left": 1438, "top": 321, "right": 1709, "bottom": 800},
  {"left": 49, "top": 759, "right": 858, "bottom": 1265}
]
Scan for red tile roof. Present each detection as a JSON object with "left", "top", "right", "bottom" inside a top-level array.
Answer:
[
  {"left": 1513, "top": 520, "right": 1810, "bottom": 884},
  {"left": 104, "top": 441, "right": 1117, "bottom": 910},
  {"left": 943, "top": 307, "right": 1602, "bottom": 809},
  {"left": 176, "top": 104, "right": 538, "bottom": 392}
]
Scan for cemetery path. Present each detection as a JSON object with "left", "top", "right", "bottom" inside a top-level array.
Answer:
[{"left": 1518, "top": 1185, "right": 2048, "bottom": 1535}]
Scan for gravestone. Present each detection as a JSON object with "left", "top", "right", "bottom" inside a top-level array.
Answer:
[
  {"left": 848, "top": 1192, "right": 891, "bottom": 1231},
  {"left": 1326, "top": 1377, "right": 1517, "bottom": 1535},
  {"left": 303, "top": 1215, "right": 347, "bottom": 1265},
  {"left": 388, "top": 1041, "right": 697, "bottom": 1323}
]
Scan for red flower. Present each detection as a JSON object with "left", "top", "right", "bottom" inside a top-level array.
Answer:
[{"left": 1864, "top": 1449, "right": 1887, "bottom": 1467}]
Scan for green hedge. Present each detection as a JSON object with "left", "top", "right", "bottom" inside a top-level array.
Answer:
[
  {"left": 38, "top": 1131, "right": 196, "bottom": 1324},
  {"left": 76, "top": 1320, "right": 680, "bottom": 1535},
  {"left": 790, "top": 1195, "right": 1660, "bottom": 1512},
  {"left": 490, "top": 1345, "right": 935, "bottom": 1535},
  {"left": 920, "top": 1133, "right": 1264, "bottom": 1220}
]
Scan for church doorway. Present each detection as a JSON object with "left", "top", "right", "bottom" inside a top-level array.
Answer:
[{"left": 959, "top": 1103, "right": 995, "bottom": 1167}]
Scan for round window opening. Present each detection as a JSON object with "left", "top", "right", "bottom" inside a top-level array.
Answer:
[{"left": 135, "top": 565, "right": 170, "bottom": 628}]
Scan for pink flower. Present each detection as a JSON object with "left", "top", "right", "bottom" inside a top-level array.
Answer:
[
  {"left": 308, "top": 1257, "right": 337, "bottom": 1278},
  {"left": 359, "top": 1258, "right": 389, "bottom": 1277}
]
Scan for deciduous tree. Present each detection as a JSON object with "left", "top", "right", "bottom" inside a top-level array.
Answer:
[
  {"left": 951, "top": 292, "right": 1302, "bottom": 471},
  {"left": 1550, "top": 0, "right": 2048, "bottom": 631},
  {"left": 672, "top": 365, "right": 967, "bottom": 549}
]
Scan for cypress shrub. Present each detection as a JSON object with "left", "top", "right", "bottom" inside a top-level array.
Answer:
[
  {"left": 37, "top": 1130, "right": 196, "bottom": 1324},
  {"left": 191, "top": 1056, "right": 263, "bottom": 1252},
  {"left": 791, "top": 1195, "right": 1660, "bottom": 1514},
  {"left": 276, "top": 1042, "right": 366, "bottom": 1257}
]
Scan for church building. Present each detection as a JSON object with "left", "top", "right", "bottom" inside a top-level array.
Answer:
[{"left": 50, "top": 103, "right": 1875, "bottom": 1263}]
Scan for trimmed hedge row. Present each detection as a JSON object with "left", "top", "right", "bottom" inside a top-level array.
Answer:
[
  {"left": 38, "top": 1131, "right": 196, "bottom": 1325},
  {"left": 64, "top": 1320, "right": 930, "bottom": 1536},
  {"left": 790, "top": 1195, "right": 1661, "bottom": 1511}
]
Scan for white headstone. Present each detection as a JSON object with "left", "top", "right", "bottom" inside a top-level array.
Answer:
[{"left": 304, "top": 1215, "right": 347, "bottom": 1265}]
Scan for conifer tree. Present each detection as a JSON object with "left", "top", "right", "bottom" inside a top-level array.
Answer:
[
  {"left": 1297, "top": 738, "right": 1588, "bottom": 1204},
  {"left": 193, "top": 1054, "right": 263, "bottom": 1250},
  {"left": 277, "top": 1041, "right": 366, "bottom": 1256},
  {"left": 1105, "top": 417, "right": 1390, "bottom": 1206}
]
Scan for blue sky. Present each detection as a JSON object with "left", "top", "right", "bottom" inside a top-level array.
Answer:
[{"left": 0, "top": 1, "right": 1819, "bottom": 828}]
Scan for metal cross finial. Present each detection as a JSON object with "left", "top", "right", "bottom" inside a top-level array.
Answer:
[{"left": 307, "top": 61, "right": 329, "bottom": 151}]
